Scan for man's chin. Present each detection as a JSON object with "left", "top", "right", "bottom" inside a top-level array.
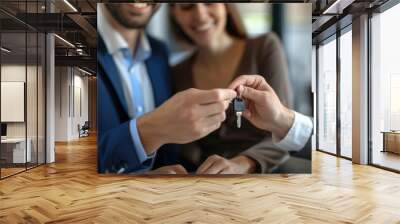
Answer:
[
  {"left": 119, "top": 17, "right": 151, "bottom": 29},
  {"left": 105, "top": 3, "right": 159, "bottom": 30}
]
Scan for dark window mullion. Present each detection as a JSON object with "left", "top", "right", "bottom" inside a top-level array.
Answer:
[
  {"left": 25, "top": 0, "right": 28, "bottom": 171},
  {"left": 316, "top": 44, "right": 320, "bottom": 150},
  {"left": 367, "top": 11, "right": 373, "bottom": 165},
  {"left": 36, "top": 0, "right": 39, "bottom": 168},
  {"left": 336, "top": 27, "right": 341, "bottom": 157}
]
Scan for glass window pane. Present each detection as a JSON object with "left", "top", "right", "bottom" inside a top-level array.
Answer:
[
  {"left": 318, "top": 37, "right": 337, "bottom": 154},
  {"left": 27, "top": 31, "right": 38, "bottom": 169},
  {"left": 371, "top": 3, "right": 400, "bottom": 171},
  {"left": 340, "top": 30, "right": 352, "bottom": 158}
]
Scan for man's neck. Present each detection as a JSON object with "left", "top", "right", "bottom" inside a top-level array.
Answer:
[{"left": 103, "top": 5, "right": 139, "bottom": 51}]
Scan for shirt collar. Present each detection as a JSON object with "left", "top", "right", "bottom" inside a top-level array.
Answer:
[
  {"left": 98, "top": 5, "right": 151, "bottom": 62},
  {"left": 134, "top": 32, "right": 151, "bottom": 62}
]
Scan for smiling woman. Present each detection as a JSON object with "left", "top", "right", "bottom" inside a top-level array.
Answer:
[{"left": 169, "top": 3, "right": 312, "bottom": 174}]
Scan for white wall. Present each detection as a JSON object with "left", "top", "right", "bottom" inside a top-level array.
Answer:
[
  {"left": 72, "top": 72, "right": 89, "bottom": 138},
  {"left": 54, "top": 67, "right": 89, "bottom": 141},
  {"left": 1, "top": 65, "right": 26, "bottom": 134},
  {"left": 55, "top": 66, "right": 70, "bottom": 141}
]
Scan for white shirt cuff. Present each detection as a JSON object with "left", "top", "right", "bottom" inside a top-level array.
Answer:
[
  {"left": 272, "top": 111, "right": 313, "bottom": 152},
  {"left": 129, "top": 119, "right": 156, "bottom": 164}
]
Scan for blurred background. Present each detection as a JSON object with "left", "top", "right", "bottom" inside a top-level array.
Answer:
[{"left": 147, "top": 3, "right": 312, "bottom": 117}]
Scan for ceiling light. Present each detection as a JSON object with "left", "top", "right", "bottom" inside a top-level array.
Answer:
[
  {"left": 323, "top": 0, "right": 342, "bottom": 14},
  {"left": 322, "top": 0, "right": 354, "bottom": 15},
  {"left": 78, "top": 67, "right": 93, "bottom": 76},
  {"left": 63, "top": 0, "right": 78, "bottom": 12},
  {"left": 76, "top": 48, "right": 85, "bottom": 55},
  {"left": 54, "top": 34, "right": 75, "bottom": 48},
  {"left": 1, "top": 47, "right": 11, "bottom": 53}
]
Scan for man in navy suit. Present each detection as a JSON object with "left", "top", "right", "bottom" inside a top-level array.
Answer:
[{"left": 97, "top": 3, "right": 236, "bottom": 174}]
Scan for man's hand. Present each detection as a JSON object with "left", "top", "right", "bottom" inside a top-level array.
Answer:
[
  {"left": 196, "top": 155, "right": 257, "bottom": 174},
  {"left": 228, "top": 75, "right": 294, "bottom": 140},
  {"left": 137, "top": 88, "right": 237, "bottom": 155},
  {"left": 148, "top": 164, "right": 188, "bottom": 174}
]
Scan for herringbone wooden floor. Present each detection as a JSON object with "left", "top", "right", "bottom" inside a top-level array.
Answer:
[{"left": 1, "top": 135, "right": 400, "bottom": 224}]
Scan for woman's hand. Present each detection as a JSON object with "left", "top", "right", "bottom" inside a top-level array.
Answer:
[
  {"left": 228, "top": 75, "right": 294, "bottom": 140},
  {"left": 196, "top": 155, "right": 257, "bottom": 174},
  {"left": 149, "top": 164, "right": 188, "bottom": 174}
]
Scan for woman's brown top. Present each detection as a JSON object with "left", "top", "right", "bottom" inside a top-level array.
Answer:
[{"left": 172, "top": 32, "right": 293, "bottom": 173}]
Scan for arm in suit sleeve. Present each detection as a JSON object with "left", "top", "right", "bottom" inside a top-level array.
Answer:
[
  {"left": 272, "top": 112, "right": 313, "bottom": 152},
  {"left": 97, "top": 67, "right": 155, "bottom": 174},
  {"left": 97, "top": 37, "right": 176, "bottom": 174},
  {"left": 240, "top": 112, "right": 313, "bottom": 173},
  {"left": 239, "top": 33, "right": 308, "bottom": 173},
  {"left": 98, "top": 118, "right": 155, "bottom": 174}
]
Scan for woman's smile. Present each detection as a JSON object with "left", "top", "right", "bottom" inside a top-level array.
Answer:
[{"left": 192, "top": 21, "right": 214, "bottom": 33}]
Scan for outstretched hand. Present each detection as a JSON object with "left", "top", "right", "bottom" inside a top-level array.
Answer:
[
  {"left": 137, "top": 88, "right": 237, "bottom": 155},
  {"left": 228, "top": 75, "right": 294, "bottom": 140},
  {"left": 149, "top": 164, "right": 188, "bottom": 174}
]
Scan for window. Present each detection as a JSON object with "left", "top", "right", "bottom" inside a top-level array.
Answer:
[
  {"left": 339, "top": 29, "right": 352, "bottom": 158},
  {"left": 317, "top": 37, "right": 337, "bottom": 154},
  {"left": 370, "top": 3, "right": 400, "bottom": 171}
]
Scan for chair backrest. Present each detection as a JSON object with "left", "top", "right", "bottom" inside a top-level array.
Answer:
[{"left": 82, "top": 121, "right": 90, "bottom": 129}]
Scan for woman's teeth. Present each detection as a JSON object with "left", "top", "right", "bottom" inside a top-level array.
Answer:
[{"left": 195, "top": 23, "right": 213, "bottom": 32}]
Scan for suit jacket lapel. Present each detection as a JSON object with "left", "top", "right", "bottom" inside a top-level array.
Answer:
[
  {"left": 145, "top": 57, "right": 163, "bottom": 107},
  {"left": 145, "top": 38, "right": 171, "bottom": 107},
  {"left": 98, "top": 37, "right": 130, "bottom": 116}
]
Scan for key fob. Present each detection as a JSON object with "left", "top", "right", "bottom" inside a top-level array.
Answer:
[
  {"left": 233, "top": 97, "right": 245, "bottom": 128},
  {"left": 233, "top": 97, "right": 245, "bottom": 112}
]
